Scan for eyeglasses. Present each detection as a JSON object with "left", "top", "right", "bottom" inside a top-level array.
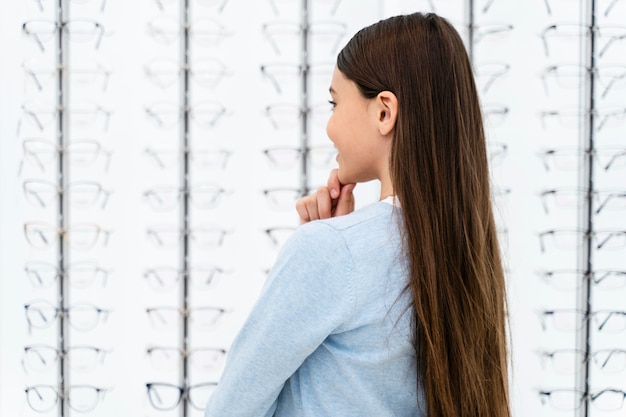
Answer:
[
  {"left": 427, "top": 0, "right": 497, "bottom": 14},
  {"left": 538, "top": 348, "right": 626, "bottom": 374},
  {"left": 24, "top": 222, "right": 111, "bottom": 250},
  {"left": 474, "top": 62, "right": 510, "bottom": 94},
  {"left": 262, "top": 20, "right": 347, "bottom": 56},
  {"left": 260, "top": 62, "right": 334, "bottom": 95},
  {"left": 540, "top": 64, "right": 626, "bottom": 99},
  {"left": 264, "top": 102, "right": 333, "bottom": 130},
  {"left": 487, "top": 142, "right": 508, "bottom": 165},
  {"left": 538, "top": 146, "right": 626, "bottom": 171},
  {"left": 465, "top": 22, "right": 514, "bottom": 44},
  {"left": 144, "top": 57, "right": 233, "bottom": 90},
  {"left": 25, "top": 260, "right": 111, "bottom": 289},
  {"left": 146, "top": 346, "right": 226, "bottom": 371},
  {"left": 538, "top": 228, "right": 626, "bottom": 252},
  {"left": 540, "top": 24, "right": 626, "bottom": 58},
  {"left": 263, "top": 187, "right": 302, "bottom": 211},
  {"left": 144, "top": 101, "right": 228, "bottom": 130},
  {"left": 20, "top": 138, "right": 112, "bottom": 173},
  {"left": 540, "top": 108, "right": 626, "bottom": 131},
  {"left": 144, "top": 147, "right": 232, "bottom": 171},
  {"left": 539, "top": 188, "right": 626, "bottom": 214},
  {"left": 264, "top": 103, "right": 303, "bottom": 130},
  {"left": 146, "top": 382, "right": 217, "bottom": 411},
  {"left": 542, "top": 0, "right": 622, "bottom": 17},
  {"left": 538, "top": 188, "right": 580, "bottom": 213},
  {"left": 539, "top": 309, "right": 626, "bottom": 332},
  {"left": 144, "top": 265, "right": 229, "bottom": 291},
  {"left": 25, "top": 384, "right": 110, "bottom": 413},
  {"left": 22, "top": 58, "right": 112, "bottom": 92},
  {"left": 146, "top": 225, "right": 232, "bottom": 249},
  {"left": 22, "top": 19, "right": 105, "bottom": 52},
  {"left": 264, "top": 226, "right": 296, "bottom": 247},
  {"left": 538, "top": 388, "right": 626, "bottom": 411},
  {"left": 31, "top": 0, "right": 108, "bottom": 13},
  {"left": 24, "top": 300, "right": 110, "bottom": 333},
  {"left": 143, "top": 184, "right": 231, "bottom": 211},
  {"left": 536, "top": 269, "right": 626, "bottom": 291},
  {"left": 262, "top": 145, "right": 337, "bottom": 170},
  {"left": 146, "top": 16, "right": 234, "bottom": 47},
  {"left": 266, "top": 0, "right": 343, "bottom": 16},
  {"left": 23, "top": 344, "right": 111, "bottom": 374},
  {"left": 492, "top": 186, "right": 511, "bottom": 200},
  {"left": 478, "top": 0, "right": 498, "bottom": 13},
  {"left": 482, "top": 103, "right": 510, "bottom": 127},
  {"left": 23, "top": 179, "right": 112, "bottom": 210},
  {"left": 145, "top": 306, "right": 229, "bottom": 331},
  {"left": 152, "top": 0, "right": 228, "bottom": 12},
  {"left": 594, "top": 189, "right": 626, "bottom": 212},
  {"left": 18, "top": 101, "right": 112, "bottom": 133}
]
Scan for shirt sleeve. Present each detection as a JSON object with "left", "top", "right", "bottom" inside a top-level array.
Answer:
[{"left": 204, "top": 220, "right": 356, "bottom": 417}]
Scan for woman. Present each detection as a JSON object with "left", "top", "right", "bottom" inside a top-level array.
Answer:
[{"left": 205, "top": 12, "right": 510, "bottom": 417}]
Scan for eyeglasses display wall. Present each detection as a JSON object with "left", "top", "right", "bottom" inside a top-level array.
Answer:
[
  {"left": 140, "top": 0, "right": 235, "bottom": 415},
  {"left": 0, "top": 0, "right": 624, "bottom": 416},
  {"left": 14, "top": 0, "right": 115, "bottom": 415},
  {"left": 531, "top": 0, "right": 626, "bottom": 416}
]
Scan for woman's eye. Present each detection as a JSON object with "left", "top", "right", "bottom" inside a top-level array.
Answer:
[{"left": 328, "top": 100, "right": 336, "bottom": 110}]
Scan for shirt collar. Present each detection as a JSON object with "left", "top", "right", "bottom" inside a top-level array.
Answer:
[{"left": 380, "top": 195, "right": 399, "bottom": 206}]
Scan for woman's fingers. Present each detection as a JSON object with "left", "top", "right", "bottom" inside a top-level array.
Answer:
[
  {"left": 296, "top": 187, "right": 332, "bottom": 223},
  {"left": 295, "top": 196, "right": 313, "bottom": 223},
  {"left": 295, "top": 170, "right": 356, "bottom": 223},
  {"left": 327, "top": 169, "right": 341, "bottom": 199},
  {"left": 333, "top": 182, "right": 355, "bottom": 217}
]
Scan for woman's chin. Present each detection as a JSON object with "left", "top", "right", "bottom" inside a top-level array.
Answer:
[
  {"left": 337, "top": 170, "right": 354, "bottom": 186},
  {"left": 336, "top": 169, "right": 346, "bottom": 184}
]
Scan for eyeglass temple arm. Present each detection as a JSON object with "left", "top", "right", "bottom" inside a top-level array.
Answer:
[
  {"left": 604, "top": 0, "right": 620, "bottom": 16},
  {"left": 94, "top": 25, "right": 104, "bottom": 50},
  {"left": 100, "top": 189, "right": 112, "bottom": 209},
  {"left": 26, "top": 187, "right": 47, "bottom": 208},
  {"left": 25, "top": 68, "right": 44, "bottom": 91},
  {"left": 542, "top": 0, "right": 552, "bottom": 15},
  {"left": 28, "top": 29, "right": 46, "bottom": 52},
  {"left": 596, "top": 231, "right": 622, "bottom": 250},
  {"left": 603, "top": 150, "right": 625, "bottom": 171},
  {"left": 595, "top": 193, "right": 615, "bottom": 214}
]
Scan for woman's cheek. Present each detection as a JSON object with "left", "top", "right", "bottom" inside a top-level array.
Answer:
[{"left": 325, "top": 118, "right": 335, "bottom": 143}]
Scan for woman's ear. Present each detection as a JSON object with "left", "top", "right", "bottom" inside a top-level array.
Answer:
[{"left": 375, "top": 90, "right": 398, "bottom": 136}]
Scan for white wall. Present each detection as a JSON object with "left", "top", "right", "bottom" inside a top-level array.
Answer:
[{"left": 1, "top": 0, "right": 624, "bottom": 416}]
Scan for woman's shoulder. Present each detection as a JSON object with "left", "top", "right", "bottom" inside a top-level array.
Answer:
[
  {"left": 315, "top": 200, "right": 397, "bottom": 232},
  {"left": 290, "top": 201, "right": 401, "bottom": 255}
]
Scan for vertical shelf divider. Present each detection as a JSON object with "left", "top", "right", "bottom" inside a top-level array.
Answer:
[
  {"left": 179, "top": 0, "right": 192, "bottom": 415},
  {"left": 576, "top": 1, "right": 597, "bottom": 416},
  {"left": 466, "top": 0, "right": 475, "bottom": 63},
  {"left": 56, "top": 0, "right": 70, "bottom": 415},
  {"left": 300, "top": 0, "right": 310, "bottom": 196}
]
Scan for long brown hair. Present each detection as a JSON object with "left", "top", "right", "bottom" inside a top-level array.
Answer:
[{"left": 337, "top": 13, "right": 511, "bottom": 417}]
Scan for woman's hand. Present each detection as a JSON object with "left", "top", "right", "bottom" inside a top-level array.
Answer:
[{"left": 296, "top": 169, "right": 356, "bottom": 223}]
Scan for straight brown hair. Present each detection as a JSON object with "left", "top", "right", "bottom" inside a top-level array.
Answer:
[{"left": 337, "top": 13, "right": 511, "bottom": 417}]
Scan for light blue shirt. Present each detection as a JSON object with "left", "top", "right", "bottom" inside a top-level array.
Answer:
[{"left": 205, "top": 201, "right": 423, "bottom": 417}]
